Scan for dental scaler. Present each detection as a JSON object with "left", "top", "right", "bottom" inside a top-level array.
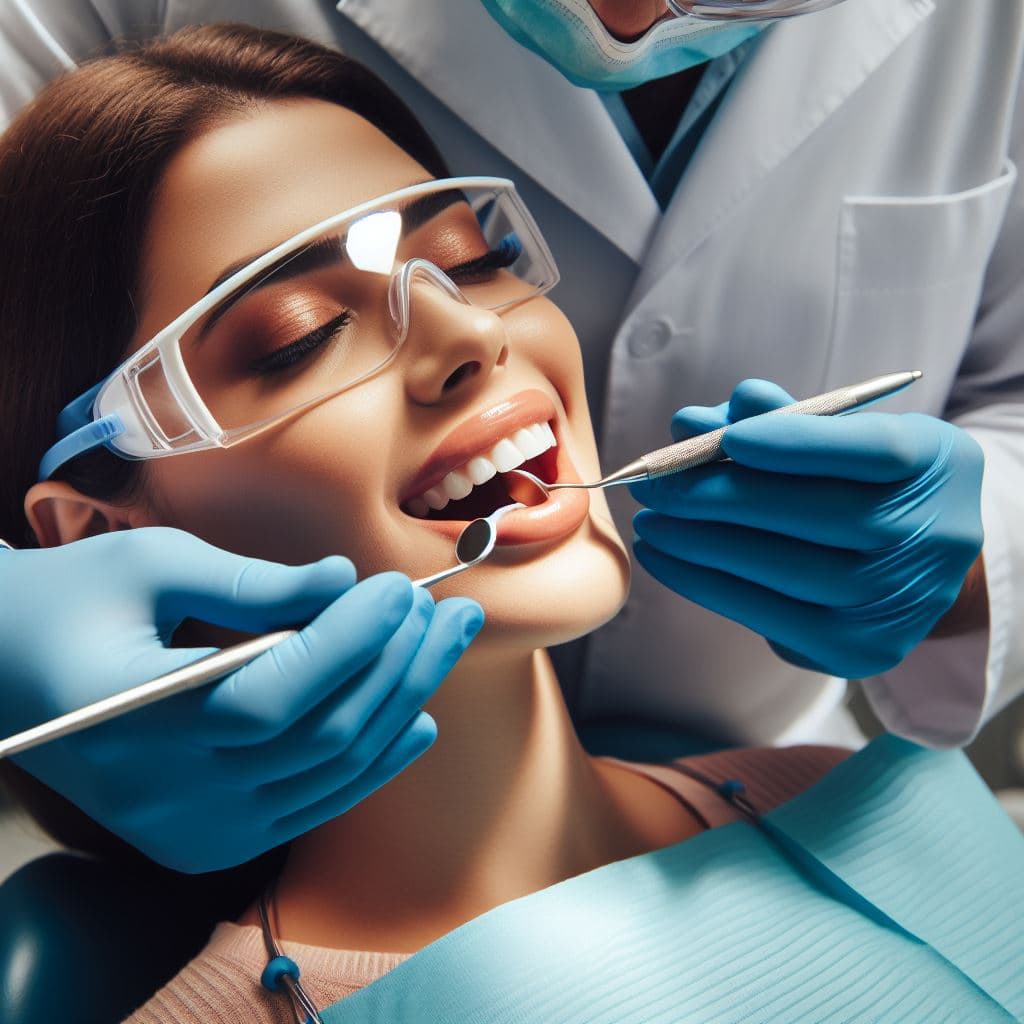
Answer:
[{"left": 508, "top": 371, "right": 922, "bottom": 501}]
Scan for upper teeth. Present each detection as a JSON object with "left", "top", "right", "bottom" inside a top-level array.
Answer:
[{"left": 407, "top": 421, "right": 556, "bottom": 517}]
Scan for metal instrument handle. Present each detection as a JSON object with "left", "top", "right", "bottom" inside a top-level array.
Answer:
[
  {"left": 0, "top": 630, "right": 297, "bottom": 759},
  {"left": 642, "top": 382, "right": 868, "bottom": 479}
]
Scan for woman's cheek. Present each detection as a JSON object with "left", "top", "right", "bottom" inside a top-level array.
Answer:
[
  {"left": 508, "top": 302, "right": 586, "bottom": 395},
  {"left": 135, "top": 455, "right": 333, "bottom": 563}
]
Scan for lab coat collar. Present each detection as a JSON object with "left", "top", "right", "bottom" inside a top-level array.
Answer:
[
  {"left": 335, "top": 0, "right": 934, "bottom": 268},
  {"left": 335, "top": 0, "right": 660, "bottom": 262}
]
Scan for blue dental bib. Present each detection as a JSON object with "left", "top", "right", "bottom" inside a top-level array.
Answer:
[{"left": 320, "top": 736, "right": 1024, "bottom": 1023}]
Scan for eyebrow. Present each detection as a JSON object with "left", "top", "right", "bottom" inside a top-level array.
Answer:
[{"left": 196, "top": 188, "right": 469, "bottom": 341}]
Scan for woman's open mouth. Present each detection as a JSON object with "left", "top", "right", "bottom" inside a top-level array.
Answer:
[{"left": 399, "top": 393, "right": 590, "bottom": 546}]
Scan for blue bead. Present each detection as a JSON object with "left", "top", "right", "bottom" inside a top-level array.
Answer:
[
  {"left": 718, "top": 779, "right": 746, "bottom": 798},
  {"left": 497, "top": 232, "right": 523, "bottom": 262},
  {"left": 261, "top": 955, "right": 301, "bottom": 992}
]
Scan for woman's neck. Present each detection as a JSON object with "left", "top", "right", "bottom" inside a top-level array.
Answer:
[{"left": 263, "top": 645, "right": 698, "bottom": 953}]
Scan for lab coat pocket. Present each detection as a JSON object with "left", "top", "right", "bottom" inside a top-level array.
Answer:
[{"left": 824, "top": 164, "right": 1016, "bottom": 413}]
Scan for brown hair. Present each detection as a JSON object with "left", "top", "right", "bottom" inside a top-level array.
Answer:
[
  {"left": 0, "top": 21, "right": 448, "bottom": 548},
  {"left": 0, "top": 22, "right": 447, "bottom": 862}
]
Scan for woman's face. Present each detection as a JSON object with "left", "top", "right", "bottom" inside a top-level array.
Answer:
[{"left": 128, "top": 98, "right": 629, "bottom": 649}]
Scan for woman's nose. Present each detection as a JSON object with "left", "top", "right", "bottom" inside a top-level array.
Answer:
[{"left": 400, "top": 278, "right": 509, "bottom": 406}]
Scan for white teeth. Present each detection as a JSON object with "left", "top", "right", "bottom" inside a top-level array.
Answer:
[
  {"left": 513, "top": 427, "right": 546, "bottom": 460},
  {"left": 442, "top": 469, "right": 473, "bottom": 502},
  {"left": 466, "top": 456, "right": 497, "bottom": 486},
  {"left": 490, "top": 438, "right": 524, "bottom": 473},
  {"left": 406, "top": 419, "right": 558, "bottom": 515},
  {"left": 423, "top": 486, "right": 449, "bottom": 511}
]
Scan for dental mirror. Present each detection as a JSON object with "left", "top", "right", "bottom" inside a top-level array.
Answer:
[
  {"left": 0, "top": 501, "right": 527, "bottom": 760},
  {"left": 412, "top": 501, "right": 524, "bottom": 589}
]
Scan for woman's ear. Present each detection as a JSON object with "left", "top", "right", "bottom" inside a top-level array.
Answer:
[{"left": 24, "top": 481, "right": 136, "bottom": 547}]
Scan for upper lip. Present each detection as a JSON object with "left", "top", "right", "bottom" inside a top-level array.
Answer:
[{"left": 400, "top": 388, "right": 558, "bottom": 504}]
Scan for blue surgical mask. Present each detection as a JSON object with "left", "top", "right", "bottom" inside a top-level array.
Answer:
[{"left": 480, "top": 0, "right": 764, "bottom": 91}]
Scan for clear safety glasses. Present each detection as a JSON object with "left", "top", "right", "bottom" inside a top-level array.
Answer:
[
  {"left": 666, "top": 0, "right": 846, "bottom": 19},
  {"left": 39, "top": 177, "right": 559, "bottom": 480}
]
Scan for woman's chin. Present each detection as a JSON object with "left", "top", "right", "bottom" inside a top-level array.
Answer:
[{"left": 430, "top": 511, "right": 630, "bottom": 651}]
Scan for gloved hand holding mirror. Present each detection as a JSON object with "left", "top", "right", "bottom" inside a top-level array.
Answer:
[{"left": 0, "top": 528, "right": 483, "bottom": 872}]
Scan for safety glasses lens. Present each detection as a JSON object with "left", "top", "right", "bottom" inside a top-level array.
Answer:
[
  {"left": 667, "top": 0, "right": 846, "bottom": 19},
  {"left": 172, "top": 184, "right": 553, "bottom": 438}
]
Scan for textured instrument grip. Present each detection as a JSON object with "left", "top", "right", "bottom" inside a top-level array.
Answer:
[
  {"left": 642, "top": 424, "right": 729, "bottom": 476},
  {"left": 641, "top": 384, "right": 858, "bottom": 480}
]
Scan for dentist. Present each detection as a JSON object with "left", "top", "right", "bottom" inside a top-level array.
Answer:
[{"left": 1, "top": 0, "right": 1022, "bottom": 872}]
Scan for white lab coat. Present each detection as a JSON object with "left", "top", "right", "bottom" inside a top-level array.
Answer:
[{"left": 2, "top": 0, "right": 1022, "bottom": 747}]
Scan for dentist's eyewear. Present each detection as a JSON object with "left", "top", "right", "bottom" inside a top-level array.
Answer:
[
  {"left": 667, "top": 0, "right": 847, "bottom": 20},
  {"left": 39, "top": 177, "right": 559, "bottom": 480}
]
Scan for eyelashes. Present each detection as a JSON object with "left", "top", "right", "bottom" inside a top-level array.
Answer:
[
  {"left": 249, "top": 309, "right": 353, "bottom": 374},
  {"left": 444, "top": 235, "right": 522, "bottom": 283}
]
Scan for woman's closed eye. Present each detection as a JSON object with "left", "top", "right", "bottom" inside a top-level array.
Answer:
[
  {"left": 444, "top": 234, "right": 522, "bottom": 284},
  {"left": 250, "top": 309, "right": 353, "bottom": 374},
  {"left": 236, "top": 232, "right": 523, "bottom": 376}
]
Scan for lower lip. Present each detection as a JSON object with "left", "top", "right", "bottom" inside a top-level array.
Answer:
[{"left": 407, "top": 440, "right": 590, "bottom": 547}]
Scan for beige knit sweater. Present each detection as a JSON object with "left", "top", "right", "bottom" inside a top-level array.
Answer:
[
  {"left": 125, "top": 921, "right": 409, "bottom": 1024},
  {"left": 124, "top": 745, "right": 847, "bottom": 1023}
]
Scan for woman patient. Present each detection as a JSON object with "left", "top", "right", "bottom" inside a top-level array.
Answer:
[{"left": 1, "top": 24, "right": 1020, "bottom": 1024}]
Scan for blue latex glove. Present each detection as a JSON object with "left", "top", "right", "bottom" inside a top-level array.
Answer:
[
  {"left": 2, "top": 528, "right": 483, "bottom": 872},
  {"left": 630, "top": 380, "right": 984, "bottom": 679}
]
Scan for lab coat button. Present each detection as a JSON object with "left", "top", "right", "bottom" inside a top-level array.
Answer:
[{"left": 628, "top": 318, "right": 674, "bottom": 358}]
